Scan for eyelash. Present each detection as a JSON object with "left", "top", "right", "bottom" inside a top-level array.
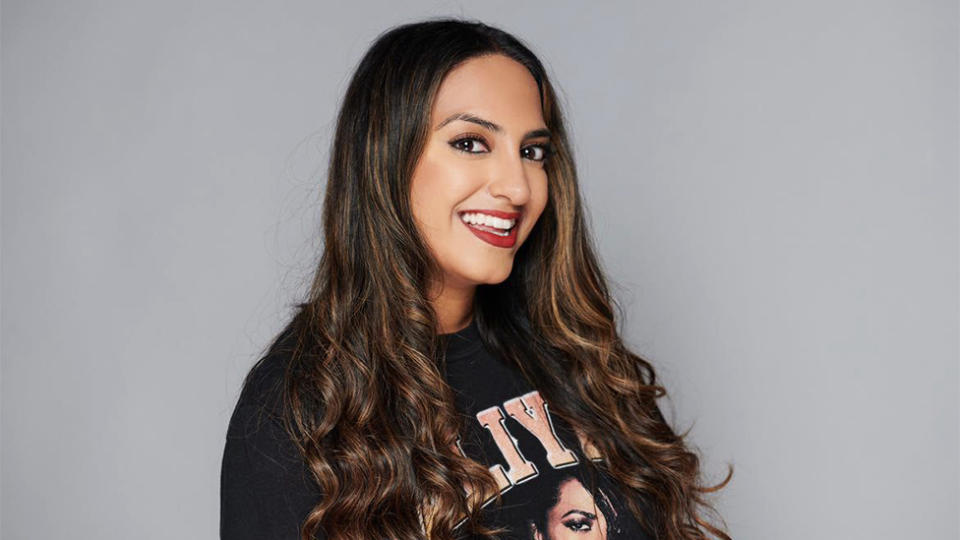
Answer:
[
  {"left": 449, "top": 134, "right": 555, "bottom": 163},
  {"left": 562, "top": 517, "right": 593, "bottom": 531}
]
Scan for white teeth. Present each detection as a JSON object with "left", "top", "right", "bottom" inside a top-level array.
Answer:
[{"left": 459, "top": 212, "right": 516, "bottom": 230}]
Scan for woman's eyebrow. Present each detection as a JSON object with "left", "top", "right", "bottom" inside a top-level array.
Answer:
[
  {"left": 560, "top": 509, "right": 597, "bottom": 519},
  {"left": 435, "top": 112, "right": 551, "bottom": 140}
]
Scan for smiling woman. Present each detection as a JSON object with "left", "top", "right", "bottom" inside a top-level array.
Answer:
[
  {"left": 410, "top": 53, "right": 552, "bottom": 323},
  {"left": 220, "top": 17, "right": 733, "bottom": 540}
]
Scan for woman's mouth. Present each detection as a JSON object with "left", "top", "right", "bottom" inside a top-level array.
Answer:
[{"left": 458, "top": 210, "right": 521, "bottom": 248}]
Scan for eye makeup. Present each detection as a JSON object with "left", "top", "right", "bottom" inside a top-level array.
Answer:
[{"left": 447, "top": 134, "right": 554, "bottom": 163}]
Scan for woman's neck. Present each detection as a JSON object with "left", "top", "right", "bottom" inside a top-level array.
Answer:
[{"left": 429, "top": 279, "right": 476, "bottom": 334}]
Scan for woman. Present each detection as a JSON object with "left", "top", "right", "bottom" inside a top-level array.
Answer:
[
  {"left": 221, "top": 17, "right": 732, "bottom": 540},
  {"left": 526, "top": 469, "right": 625, "bottom": 540}
]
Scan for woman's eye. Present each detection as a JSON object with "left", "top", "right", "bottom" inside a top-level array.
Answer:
[
  {"left": 562, "top": 518, "right": 593, "bottom": 532},
  {"left": 522, "top": 143, "right": 554, "bottom": 163},
  {"left": 449, "top": 137, "right": 554, "bottom": 163},
  {"left": 449, "top": 136, "right": 488, "bottom": 154}
]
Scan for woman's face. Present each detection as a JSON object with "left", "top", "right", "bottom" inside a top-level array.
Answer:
[
  {"left": 532, "top": 477, "right": 610, "bottom": 540},
  {"left": 409, "top": 53, "right": 551, "bottom": 292}
]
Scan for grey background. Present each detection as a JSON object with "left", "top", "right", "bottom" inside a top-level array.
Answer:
[{"left": 2, "top": 1, "right": 957, "bottom": 539}]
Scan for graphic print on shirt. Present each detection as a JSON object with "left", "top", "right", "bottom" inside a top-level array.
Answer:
[{"left": 447, "top": 389, "right": 633, "bottom": 540}]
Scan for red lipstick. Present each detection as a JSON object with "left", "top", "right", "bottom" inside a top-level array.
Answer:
[{"left": 458, "top": 210, "right": 522, "bottom": 248}]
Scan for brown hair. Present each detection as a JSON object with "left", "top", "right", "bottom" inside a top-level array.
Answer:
[{"left": 246, "top": 16, "right": 733, "bottom": 540}]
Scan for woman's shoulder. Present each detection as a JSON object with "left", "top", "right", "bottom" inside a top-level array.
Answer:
[
  {"left": 221, "top": 320, "right": 325, "bottom": 538},
  {"left": 231, "top": 321, "right": 302, "bottom": 429}
]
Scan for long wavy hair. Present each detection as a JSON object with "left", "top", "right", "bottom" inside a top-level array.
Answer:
[{"left": 250, "top": 16, "right": 733, "bottom": 540}]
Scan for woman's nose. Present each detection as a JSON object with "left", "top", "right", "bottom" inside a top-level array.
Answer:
[{"left": 487, "top": 149, "right": 531, "bottom": 205}]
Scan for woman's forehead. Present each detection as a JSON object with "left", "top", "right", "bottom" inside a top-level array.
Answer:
[{"left": 431, "top": 55, "right": 544, "bottom": 129}]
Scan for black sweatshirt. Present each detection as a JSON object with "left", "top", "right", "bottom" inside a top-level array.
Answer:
[{"left": 221, "top": 318, "right": 653, "bottom": 539}]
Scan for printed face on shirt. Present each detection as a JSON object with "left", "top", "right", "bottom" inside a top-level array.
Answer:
[
  {"left": 409, "top": 53, "right": 551, "bottom": 291},
  {"left": 531, "top": 476, "right": 610, "bottom": 540}
]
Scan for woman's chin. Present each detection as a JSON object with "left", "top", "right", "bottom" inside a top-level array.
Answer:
[{"left": 461, "top": 263, "right": 514, "bottom": 286}]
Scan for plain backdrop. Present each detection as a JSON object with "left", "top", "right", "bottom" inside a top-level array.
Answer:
[{"left": 2, "top": 1, "right": 957, "bottom": 539}]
